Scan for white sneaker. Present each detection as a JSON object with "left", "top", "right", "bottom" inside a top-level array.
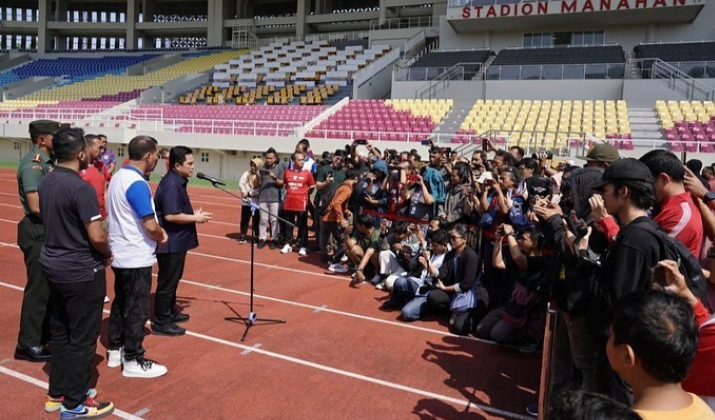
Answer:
[
  {"left": 298, "top": 247, "right": 308, "bottom": 256},
  {"left": 107, "top": 347, "right": 124, "bottom": 368},
  {"left": 280, "top": 244, "right": 293, "bottom": 254},
  {"left": 122, "top": 357, "right": 168, "bottom": 378},
  {"left": 328, "top": 263, "right": 348, "bottom": 273},
  {"left": 104, "top": 295, "right": 110, "bottom": 303},
  {"left": 340, "top": 255, "right": 348, "bottom": 263}
]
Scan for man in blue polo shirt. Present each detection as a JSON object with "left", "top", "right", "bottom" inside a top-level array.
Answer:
[
  {"left": 152, "top": 146, "right": 212, "bottom": 336},
  {"left": 38, "top": 127, "right": 115, "bottom": 418},
  {"left": 106, "top": 135, "right": 169, "bottom": 379}
]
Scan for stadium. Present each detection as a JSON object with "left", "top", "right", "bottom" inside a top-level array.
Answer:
[{"left": 1, "top": 0, "right": 715, "bottom": 418}]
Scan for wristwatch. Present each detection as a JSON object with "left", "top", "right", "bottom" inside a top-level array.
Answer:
[{"left": 703, "top": 191, "right": 715, "bottom": 203}]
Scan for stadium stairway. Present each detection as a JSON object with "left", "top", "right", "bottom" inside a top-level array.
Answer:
[
  {"left": 431, "top": 99, "right": 478, "bottom": 140},
  {"left": 625, "top": 51, "right": 640, "bottom": 79},
  {"left": 475, "top": 55, "right": 496, "bottom": 80},
  {"left": 628, "top": 107, "right": 664, "bottom": 147}
]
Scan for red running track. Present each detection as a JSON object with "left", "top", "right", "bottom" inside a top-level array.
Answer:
[{"left": 0, "top": 169, "right": 540, "bottom": 420}]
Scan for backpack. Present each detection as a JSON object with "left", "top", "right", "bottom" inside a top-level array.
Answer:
[
  {"left": 316, "top": 182, "right": 340, "bottom": 217},
  {"left": 636, "top": 221, "right": 711, "bottom": 310}
]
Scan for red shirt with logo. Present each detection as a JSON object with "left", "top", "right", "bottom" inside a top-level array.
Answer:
[
  {"left": 80, "top": 166, "right": 107, "bottom": 218},
  {"left": 283, "top": 168, "right": 315, "bottom": 212},
  {"left": 654, "top": 192, "right": 703, "bottom": 257}
]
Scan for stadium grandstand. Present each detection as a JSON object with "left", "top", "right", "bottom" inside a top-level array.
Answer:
[
  {"left": 3, "top": 0, "right": 715, "bottom": 417},
  {"left": 0, "top": 0, "right": 714, "bottom": 181}
]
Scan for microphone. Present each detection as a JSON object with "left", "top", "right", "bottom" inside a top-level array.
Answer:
[{"left": 196, "top": 172, "right": 226, "bottom": 186}]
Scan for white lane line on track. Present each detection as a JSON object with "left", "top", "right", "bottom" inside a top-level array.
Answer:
[
  {"left": 0, "top": 366, "right": 147, "bottom": 420},
  {"left": 0, "top": 287, "right": 530, "bottom": 419},
  {"left": 0, "top": 240, "right": 501, "bottom": 346},
  {"left": 240, "top": 343, "right": 263, "bottom": 355}
]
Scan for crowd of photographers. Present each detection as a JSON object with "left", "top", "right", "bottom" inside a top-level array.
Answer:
[{"left": 243, "top": 138, "right": 715, "bottom": 419}]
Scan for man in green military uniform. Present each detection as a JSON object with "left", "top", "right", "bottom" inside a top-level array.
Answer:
[{"left": 15, "top": 120, "right": 61, "bottom": 362}]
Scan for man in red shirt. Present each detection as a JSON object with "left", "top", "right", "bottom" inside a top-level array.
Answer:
[
  {"left": 658, "top": 259, "right": 715, "bottom": 409},
  {"left": 79, "top": 135, "right": 107, "bottom": 220},
  {"left": 640, "top": 150, "right": 703, "bottom": 256},
  {"left": 281, "top": 151, "right": 315, "bottom": 256}
]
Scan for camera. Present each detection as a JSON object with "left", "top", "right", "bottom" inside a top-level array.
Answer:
[
  {"left": 532, "top": 151, "right": 554, "bottom": 160},
  {"left": 355, "top": 139, "right": 368, "bottom": 145},
  {"left": 566, "top": 211, "right": 589, "bottom": 239},
  {"left": 259, "top": 168, "right": 270, "bottom": 175},
  {"left": 418, "top": 278, "right": 435, "bottom": 295}
]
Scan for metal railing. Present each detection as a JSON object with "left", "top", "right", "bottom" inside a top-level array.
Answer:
[
  {"left": 352, "top": 47, "right": 401, "bottom": 88},
  {"left": 629, "top": 58, "right": 715, "bottom": 101},
  {"left": 402, "top": 30, "right": 426, "bottom": 61},
  {"left": 648, "top": 60, "right": 715, "bottom": 79},
  {"left": 369, "top": 16, "right": 433, "bottom": 31},
  {"left": 414, "top": 62, "right": 484, "bottom": 99},
  {"left": 485, "top": 63, "right": 625, "bottom": 80}
]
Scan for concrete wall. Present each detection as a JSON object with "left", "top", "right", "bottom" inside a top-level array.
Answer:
[
  {"left": 486, "top": 80, "right": 623, "bottom": 100},
  {"left": 353, "top": 62, "right": 394, "bottom": 99},
  {"left": 0, "top": 138, "right": 26, "bottom": 162},
  {"left": 369, "top": 27, "right": 429, "bottom": 49},
  {"left": 2, "top": 77, "right": 55, "bottom": 101},
  {"left": 0, "top": 54, "right": 31, "bottom": 73},
  {"left": 126, "top": 54, "right": 182, "bottom": 76},
  {"left": 391, "top": 80, "right": 484, "bottom": 100},
  {"left": 139, "top": 73, "right": 210, "bottom": 104},
  {"left": 393, "top": 79, "right": 622, "bottom": 100},
  {"left": 439, "top": 2, "right": 715, "bottom": 53}
]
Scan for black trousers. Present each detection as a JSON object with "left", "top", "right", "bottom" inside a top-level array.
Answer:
[
  {"left": 239, "top": 205, "right": 260, "bottom": 237},
  {"left": 427, "top": 289, "right": 474, "bottom": 336},
  {"left": 109, "top": 266, "right": 152, "bottom": 361},
  {"left": 17, "top": 215, "right": 52, "bottom": 348},
  {"left": 282, "top": 210, "right": 308, "bottom": 248},
  {"left": 155, "top": 252, "right": 187, "bottom": 325},
  {"left": 48, "top": 271, "right": 105, "bottom": 409}
]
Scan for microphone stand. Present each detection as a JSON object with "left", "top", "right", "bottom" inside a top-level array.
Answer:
[{"left": 205, "top": 180, "right": 291, "bottom": 341}]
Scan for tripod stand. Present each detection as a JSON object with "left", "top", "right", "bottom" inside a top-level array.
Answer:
[{"left": 207, "top": 180, "right": 289, "bottom": 341}]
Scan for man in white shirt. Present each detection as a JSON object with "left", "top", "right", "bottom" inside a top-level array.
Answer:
[{"left": 106, "top": 135, "right": 169, "bottom": 379}]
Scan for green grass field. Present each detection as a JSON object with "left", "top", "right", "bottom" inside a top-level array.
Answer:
[{"left": 0, "top": 160, "right": 239, "bottom": 190}]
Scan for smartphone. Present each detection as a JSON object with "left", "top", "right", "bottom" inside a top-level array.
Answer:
[
  {"left": 407, "top": 173, "right": 419, "bottom": 183},
  {"left": 259, "top": 168, "right": 270, "bottom": 175},
  {"left": 421, "top": 139, "right": 431, "bottom": 146},
  {"left": 482, "top": 138, "right": 488, "bottom": 151},
  {"left": 355, "top": 139, "right": 368, "bottom": 145}
]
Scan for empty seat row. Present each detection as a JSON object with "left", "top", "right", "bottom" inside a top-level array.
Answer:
[{"left": 492, "top": 46, "right": 625, "bottom": 66}]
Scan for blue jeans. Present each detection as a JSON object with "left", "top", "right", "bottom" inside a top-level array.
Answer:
[
  {"left": 401, "top": 296, "right": 428, "bottom": 321},
  {"left": 390, "top": 276, "right": 421, "bottom": 306}
]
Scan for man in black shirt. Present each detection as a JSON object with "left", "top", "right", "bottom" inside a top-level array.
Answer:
[
  {"left": 153, "top": 146, "right": 211, "bottom": 336},
  {"left": 38, "top": 128, "right": 114, "bottom": 418},
  {"left": 588, "top": 158, "right": 661, "bottom": 402}
]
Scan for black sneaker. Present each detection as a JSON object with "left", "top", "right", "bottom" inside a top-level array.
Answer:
[
  {"left": 238, "top": 234, "right": 247, "bottom": 244},
  {"left": 269, "top": 241, "right": 277, "bottom": 250},
  {"left": 172, "top": 313, "right": 190, "bottom": 323},
  {"left": 14, "top": 345, "right": 51, "bottom": 362},
  {"left": 151, "top": 322, "right": 186, "bottom": 336},
  {"left": 257, "top": 240, "right": 266, "bottom": 249}
]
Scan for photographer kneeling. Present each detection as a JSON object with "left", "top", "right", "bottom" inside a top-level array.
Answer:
[
  {"left": 425, "top": 224, "right": 482, "bottom": 336},
  {"left": 384, "top": 229, "right": 450, "bottom": 313}
]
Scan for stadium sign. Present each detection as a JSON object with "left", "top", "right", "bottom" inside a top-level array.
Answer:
[{"left": 457, "top": 0, "right": 691, "bottom": 19}]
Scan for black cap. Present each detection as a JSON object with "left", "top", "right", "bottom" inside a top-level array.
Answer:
[
  {"left": 526, "top": 176, "right": 551, "bottom": 198},
  {"left": 29, "top": 120, "right": 63, "bottom": 137},
  {"left": 592, "top": 158, "right": 654, "bottom": 191}
]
